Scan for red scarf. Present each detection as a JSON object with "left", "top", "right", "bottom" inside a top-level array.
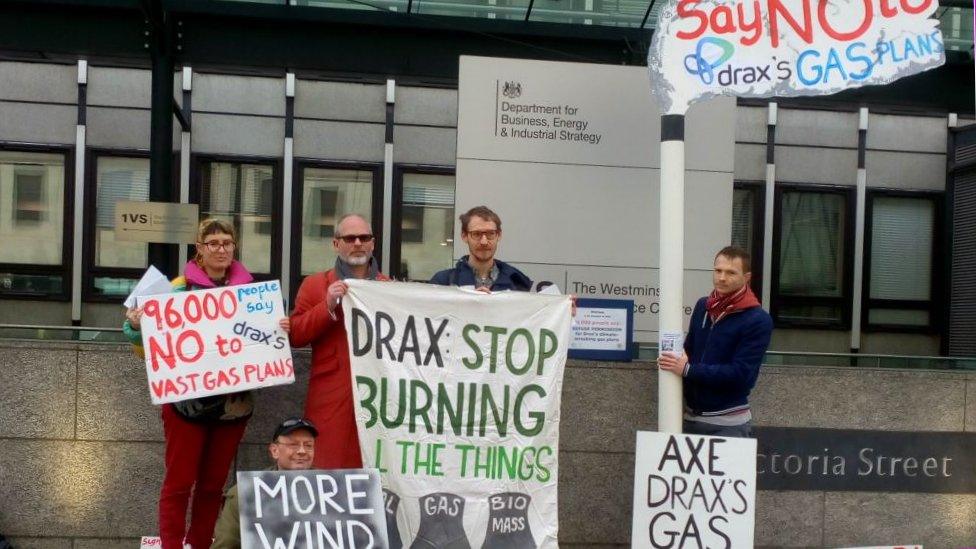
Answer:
[{"left": 705, "top": 285, "right": 761, "bottom": 324}]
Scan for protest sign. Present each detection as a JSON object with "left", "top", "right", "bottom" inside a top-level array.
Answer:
[
  {"left": 648, "top": 0, "right": 947, "bottom": 114},
  {"left": 139, "top": 537, "right": 161, "bottom": 548},
  {"left": 136, "top": 280, "right": 294, "bottom": 404},
  {"left": 569, "top": 297, "right": 633, "bottom": 361},
  {"left": 237, "top": 469, "right": 388, "bottom": 549},
  {"left": 342, "top": 280, "right": 572, "bottom": 548},
  {"left": 631, "top": 431, "right": 757, "bottom": 549}
]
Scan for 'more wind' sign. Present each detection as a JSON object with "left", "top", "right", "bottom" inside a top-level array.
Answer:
[{"left": 649, "top": 0, "right": 946, "bottom": 114}]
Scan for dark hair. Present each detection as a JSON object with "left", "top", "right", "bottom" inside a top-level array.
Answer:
[
  {"left": 715, "top": 246, "right": 751, "bottom": 273},
  {"left": 459, "top": 206, "right": 502, "bottom": 233}
]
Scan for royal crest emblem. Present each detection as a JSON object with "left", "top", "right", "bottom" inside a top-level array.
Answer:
[{"left": 502, "top": 81, "right": 522, "bottom": 98}]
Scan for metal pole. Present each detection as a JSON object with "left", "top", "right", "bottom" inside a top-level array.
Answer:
[
  {"left": 148, "top": 0, "right": 175, "bottom": 275},
  {"left": 658, "top": 114, "right": 685, "bottom": 433}
]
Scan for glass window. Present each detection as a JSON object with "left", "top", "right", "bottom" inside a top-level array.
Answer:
[
  {"left": 299, "top": 167, "right": 373, "bottom": 276},
  {"left": 199, "top": 161, "right": 275, "bottom": 274},
  {"left": 95, "top": 157, "right": 150, "bottom": 269},
  {"left": 867, "top": 194, "right": 936, "bottom": 328},
  {"left": 398, "top": 172, "right": 455, "bottom": 281},
  {"left": 0, "top": 150, "right": 65, "bottom": 266},
  {"left": 732, "top": 187, "right": 756, "bottom": 256},
  {"left": 776, "top": 190, "right": 847, "bottom": 325}
]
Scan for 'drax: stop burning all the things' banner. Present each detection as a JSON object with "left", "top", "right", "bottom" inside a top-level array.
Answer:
[{"left": 342, "top": 280, "right": 572, "bottom": 549}]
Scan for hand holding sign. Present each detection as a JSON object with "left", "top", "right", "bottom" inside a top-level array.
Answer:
[{"left": 136, "top": 280, "right": 295, "bottom": 404}]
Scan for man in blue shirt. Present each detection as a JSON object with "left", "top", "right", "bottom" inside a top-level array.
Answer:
[
  {"left": 658, "top": 246, "right": 773, "bottom": 438},
  {"left": 430, "top": 205, "right": 533, "bottom": 292}
]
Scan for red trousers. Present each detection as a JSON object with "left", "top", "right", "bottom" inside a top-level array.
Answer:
[{"left": 159, "top": 404, "right": 248, "bottom": 549}]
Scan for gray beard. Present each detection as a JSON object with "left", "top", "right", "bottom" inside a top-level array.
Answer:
[{"left": 342, "top": 254, "right": 370, "bottom": 266}]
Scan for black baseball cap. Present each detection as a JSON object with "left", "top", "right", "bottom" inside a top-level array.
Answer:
[{"left": 272, "top": 417, "right": 319, "bottom": 441}]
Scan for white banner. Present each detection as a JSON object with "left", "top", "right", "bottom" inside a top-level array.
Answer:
[
  {"left": 342, "top": 280, "right": 572, "bottom": 548},
  {"left": 632, "top": 431, "right": 758, "bottom": 549},
  {"left": 648, "top": 0, "right": 946, "bottom": 114},
  {"left": 137, "top": 280, "right": 294, "bottom": 404}
]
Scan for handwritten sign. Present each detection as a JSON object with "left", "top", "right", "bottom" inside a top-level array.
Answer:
[
  {"left": 139, "top": 537, "right": 161, "bottom": 548},
  {"left": 136, "top": 280, "right": 294, "bottom": 404},
  {"left": 648, "top": 0, "right": 946, "bottom": 114},
  {"left": 631, "top": 431, "right": 757, "bottom": 549},
  {"left": 237, "top": 469, "right": 389, "bottom": 549}
]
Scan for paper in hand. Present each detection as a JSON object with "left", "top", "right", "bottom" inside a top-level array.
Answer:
[{"left": 123, "top": 266, "right": 171, "bottom": 308}]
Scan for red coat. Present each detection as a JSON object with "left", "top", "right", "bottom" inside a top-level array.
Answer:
[{"left": 289, "top": 268, "right": 389, "bottom": 469}]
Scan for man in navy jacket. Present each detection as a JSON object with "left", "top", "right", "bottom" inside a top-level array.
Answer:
[
  {"left": 430, "top": 205, "right": 533, "bottom": 291},
  {"left": 658, "top": 246, "right": 773, "bottom": 437}
]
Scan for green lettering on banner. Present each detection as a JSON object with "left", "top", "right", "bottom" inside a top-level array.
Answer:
[
  {"left": 483, "top": 325, "right": 507, "bottom": 373},
  {"left": 505, "top": 328, "right": 535, "bottom": 375},
  {"left": 538, "top": 329, "right": 558, "bottom": 374},
  {"left": 409, "top": 379, "right": 434, "bottom": 433},
  {"left": 437, "top": 382, "right": 464, "bottom": 435},
  {"left": 515, "top": 384, "right": 547, "bottom": 437},
  {"left": 356, "top": 375, "right": 377, "bottom": 427},
  {"left": 479, "top": 383, "right": 511, "bottom": 437},
  {"left": 462, "top": 324, "right": 483, "bottom": 370},
  {"left": 381, "top": 377, "right": 406, "bottom": 429}
]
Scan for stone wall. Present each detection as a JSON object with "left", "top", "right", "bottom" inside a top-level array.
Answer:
[{"left": 1, "top": 340, "right": 975, "bottom": 548}]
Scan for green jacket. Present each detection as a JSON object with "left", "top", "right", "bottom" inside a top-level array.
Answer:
[
  {"left": 211, "top": 483, "right": 242, "bottom": 549},
  {"left": 212, "top": 466, "right": 278, "bottom": 548}
]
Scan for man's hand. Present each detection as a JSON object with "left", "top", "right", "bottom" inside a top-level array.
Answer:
[
  {"left": 475, "top": 286, "right": 492, "bottom": 294},
  {"left": 570, "top": 294, "right": 578, "bottom": 317},
  {"left": 657, "top": 351, "right": 688, "bottom": 376},
  {"left": 126, "top": 306, "right": 144, "bottom": 330},
  {"left": 279, "top": 317, "right": 291, "bottom": 333},
  {"left": 327, "top": 281, "right": 348, "bottom": 313}
]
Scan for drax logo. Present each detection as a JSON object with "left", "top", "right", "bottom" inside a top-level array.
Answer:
[
  {"left": 685, "top": 37, "right": 789, "bottom": 87},
  {"left": 684, "top": 37, "right": 734, "bottom": 84}
]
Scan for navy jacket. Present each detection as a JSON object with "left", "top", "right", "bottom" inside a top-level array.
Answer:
[
  {"left": 682, "top": 296, "right": 773, "bottom": 415},
  {"left": 429, "top": 256, "right": 533, "bottom": 291}
]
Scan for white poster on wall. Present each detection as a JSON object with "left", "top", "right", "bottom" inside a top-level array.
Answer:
[{"left": 456, "top": 56, "right": 735, "bottom": 343}]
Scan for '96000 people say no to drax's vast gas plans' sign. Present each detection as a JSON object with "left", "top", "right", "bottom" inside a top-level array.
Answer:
[
  {"left": 649, "top": 0, "right": 946, "bottom": 114},
  {"left": 137, "top": 280, "right": 294, "bottom": 404}
]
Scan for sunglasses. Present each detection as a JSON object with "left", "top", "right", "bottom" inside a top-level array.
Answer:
[{"left": 336, "top": 234, "right": 374, "bottom": 244}]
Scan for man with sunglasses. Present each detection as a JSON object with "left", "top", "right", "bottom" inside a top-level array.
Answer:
[
  {"left": 211, "top": 417, "right": 318, "bottom": 548},
  {"left": 289, "top": 214, "right": 389, "bottom": 469},
  {"left": 430, "top": 205, "right": 533, "bottom": 292}
]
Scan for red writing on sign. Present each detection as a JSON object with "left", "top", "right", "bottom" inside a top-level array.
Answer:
[
  {"left": 675, "top": 0, "right": 933, "bottom": 47},
  {"left": 144, "top": 290, "right": 239, "bottom": 371},
  {"left": 150, "top": 358, "right": 294, "bottom": 399},
  {"left": 143, "top": 290, "right": 238, "bottom": 331}
]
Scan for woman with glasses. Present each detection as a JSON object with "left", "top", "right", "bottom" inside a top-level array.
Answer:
[{"left": 122, "top": 218, "right": 289, "bottom": 549}]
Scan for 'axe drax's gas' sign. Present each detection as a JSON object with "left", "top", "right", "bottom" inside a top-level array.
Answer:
[
  {"left": 649, "top": 0, "right": 946, "bottom": 114},
  {"left": 137, "top": 280, "right": 294, "bottom": 404},
  {"left": 631, "top": 431, "right": 757, "bottom": 549}
]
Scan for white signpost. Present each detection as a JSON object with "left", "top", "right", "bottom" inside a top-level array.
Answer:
[{"left": 136, "top": 280, "right": 294, "bottom": 404}]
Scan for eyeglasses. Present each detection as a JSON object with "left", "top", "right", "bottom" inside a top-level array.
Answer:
[
  {"left": 336, "top": 234, "right": 374, "bottom": 244},
  {"left": 276, "top": 441, "right": 315, "bottom": 452},
  {"left": 200, "top": 240, "right": 236, "bottom": 252},
  {"left": 465, "top": 230, "right": 499, "bottom": 241}
]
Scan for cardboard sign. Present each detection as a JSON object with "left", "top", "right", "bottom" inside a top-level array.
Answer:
[
  {"left": 632, "top": 431, "right": 757, "bottom": 549},
  {"left": 237, "top": 469, "right": 388, "bottom": 549},
  {"left": 136, "top": 280, "right": 294, "bottom": 404},
  {"left": 648, "top": 0, "right": 946, "bottom": 114},
  {"left": 115, "top": 200, "right": 199, "bottom": 244},
  {"left": 342, "top": 280, "right": 572, "bottom": 548}
]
